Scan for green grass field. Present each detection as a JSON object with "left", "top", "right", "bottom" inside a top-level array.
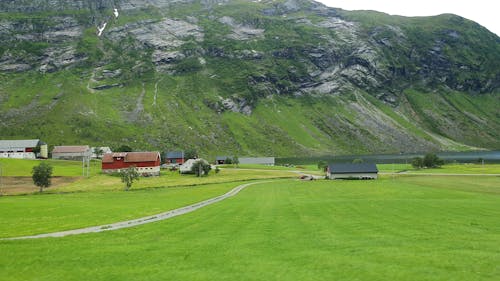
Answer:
[
  {"left": 1, "top": 175, "right": 499, "bottom": 280},
  {"left": 0, "top": 158, "right": 101, "bottom": 177}
]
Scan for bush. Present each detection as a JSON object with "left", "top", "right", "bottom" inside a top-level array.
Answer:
[
  {"left": 412, "top": 153, "right": 444, "bottom": 169},
  {"left": 423, "top": 153, "right": 444, "bottom": 168},
  {"left": 120, "top": 166, "right": 140, "bottom": 191},
  {"left": 32, "top": 162, "right": 53, "bottom": 192},
  {"left": 317, "top": 160, "right": 327, "bottom": 171},
  {"left": 411, "top": 157, "right": 424, "bottom": 169},
  {"left": 191, "top": 159, "right": 211, "bottom": 177}
]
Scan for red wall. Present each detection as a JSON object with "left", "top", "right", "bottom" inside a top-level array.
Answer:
[
  {"left": 102, "top": 157, "right": 160, "bottom": 170},
  {"left": 168, "top": 158, "right": 185, "bottom": 164}
]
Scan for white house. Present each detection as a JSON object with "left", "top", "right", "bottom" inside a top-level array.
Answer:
[{"left": 179, "top": 158, "right": 210, "bottom": 174}]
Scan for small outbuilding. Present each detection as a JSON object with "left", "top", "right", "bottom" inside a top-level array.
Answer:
[
  {"left": 165, "top": 151, "right": 185, "bottom": 165},
  {"left": 215, "top": 156, "right": 231, "bottom": 165},
  {"left": 52, "top": 145, "right": 91, "bottom": 160},
  {"left": 326, "top": 163, "right": 378, "bottom": 180},
  {"left": 101, "top": 152, "right": 161, "bottom": 176},
  {"left": 0, "top": 139, "right": 48, "bottom": 159}
]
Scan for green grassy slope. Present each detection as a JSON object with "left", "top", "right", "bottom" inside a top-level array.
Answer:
[
  {"left": 0, "top": 0, "right": 499, "bottom": 156},
  {"left": 1, "top": 176, "right": 499, "bottom": 280}
]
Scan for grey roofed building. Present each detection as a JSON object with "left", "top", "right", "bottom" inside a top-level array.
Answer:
[
  {"left": 0, "top": 139, "right": 48, "bottom": 159},
  {"left": 239, "top": 157, "right": 275, "bottom": 166},
  {"left": 165, "top": 151, "right": 185, "bottom": 164},
  {"left": 52, "top": 145, "right": 91, "bottom": 160},
  {"left": 326, "top": 163, "right": 378, "bottom": 180}
]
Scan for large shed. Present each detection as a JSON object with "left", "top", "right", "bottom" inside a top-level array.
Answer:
[
  {"left": 52, "top": 146, "right": 91, "bottom": 160},
  {"left": 102, "top": 152, "right": 161, "bottom": 176},
  {"left": 0, "top": 139, "right": 48, "bottom": 159},
  {"left": 239, "top": 157, "right": 275, "bottom": 166},
  {"left": 326, "top": 163, "right": 378, "bottom": 180}
]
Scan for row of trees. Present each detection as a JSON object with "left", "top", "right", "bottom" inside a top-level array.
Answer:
[
  {"left": 316, "top": 153, "right": 445, "bottom": 171},
  {"left": 411, "top": 153, "right": 444, "bottom": 169}
]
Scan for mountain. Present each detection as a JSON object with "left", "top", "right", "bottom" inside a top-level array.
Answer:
[{"left": 0, "top": 0, "right": 499, "bottom": 157}]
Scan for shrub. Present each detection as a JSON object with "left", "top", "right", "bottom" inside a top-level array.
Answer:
[
  {"left": 32, "top": 162, "right": 53, "bottom": 192},
  {"left": 411, "top": 157, "right": 424, "bottom": 169}
]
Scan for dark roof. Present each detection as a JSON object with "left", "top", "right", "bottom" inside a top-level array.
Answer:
[
  {"left": 328, "top": 163, "right": 378, "bottom": 174},
  {"left": 216, "top": 156, "right": 232, "bottom": 161},
  {"left": 102, "top": 152, "right": 160, "bottom": 163},
  {"left": 166, "top": 151, "right": 184, "bottom": 159}
]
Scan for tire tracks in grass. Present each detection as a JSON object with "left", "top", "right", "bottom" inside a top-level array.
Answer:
[{"left": 3, "top": 180, "right": 274, "bottom": 240}]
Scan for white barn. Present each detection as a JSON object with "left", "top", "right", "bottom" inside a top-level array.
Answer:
[{"left": 0, "top": 139, "right": 48, "bottom": 159}]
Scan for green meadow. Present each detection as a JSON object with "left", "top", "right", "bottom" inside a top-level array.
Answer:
[{"left": 1, "top": 173, "right": 499, "bottom": 280}]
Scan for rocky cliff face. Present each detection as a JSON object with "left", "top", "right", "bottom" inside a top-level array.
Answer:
[{"left": 0, "top": 0, "right": 498, "bottom": 155}]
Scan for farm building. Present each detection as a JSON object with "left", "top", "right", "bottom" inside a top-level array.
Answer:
[
  {"left": 165, "top": 151, "right": 185, "bottom": 165},
  {"left": 91, "top": 147, "right": 112, "bottom": 159},
  {"left": 0, "top": 139, "right": 48, "bottom": 159},
  {"left": 216, "top": 156, "right": 234, "bottom": 164},
  {"left": 52, "top": 146, "right": 92, "bottom": 160},
  {"left": 326, "top": 163, "right": 378, "bottom": 180},
  {"left": 239, "top": 157, "right": 275, "bottom": 166},
  {"left": 179, "top": 158, "right": 210, "bottom": 174},
  {"left": 102, "top": 152, "right": 161, "bottom": 176}
]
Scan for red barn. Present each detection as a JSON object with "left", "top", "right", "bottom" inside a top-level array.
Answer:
[
  {"left": 165, "top": 151, "right": 185, "bottom": 165},
  {"left": 102, "top": 152, "right": 161, "bottom": 176}
]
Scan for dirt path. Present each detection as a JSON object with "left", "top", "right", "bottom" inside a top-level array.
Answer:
[{"left": 3, "top": 180, "right": 272, "bottom": 240}]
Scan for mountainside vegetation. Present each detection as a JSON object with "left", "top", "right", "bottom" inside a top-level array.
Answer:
[{"left": 0, "top": 0, "right": 499, "bottom": 157}]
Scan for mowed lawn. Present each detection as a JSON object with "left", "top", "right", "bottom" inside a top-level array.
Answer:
[{"left": 1, "top": 176, "right": 499, "bottom": 280}]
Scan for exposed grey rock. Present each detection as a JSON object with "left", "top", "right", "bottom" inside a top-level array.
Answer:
[
  {"left": 43, "top": 17, "right": 83, "bottom": 42},
  {"left": 92, "top": 83, "right": 123, "bottom": 90},
  {"left": 39, "top": 46, "right": 87, "bottom": 72},
  {"left": 129, "top": 18, "right": 203, "bottom": 49},
  {"left": 211, "top": 96, "right": 252, "bottom": 115},
  {"left": 102, "top": 69, "right": 122, "bottom": 79},
  {"left": 0, "top": 63, "right": 32, "bottom": 72},
  {"left": 152, "top": 50, "right": 186, "bottom": 65},
  {"left": 218, "top": 16, "right": 264, "bottom": 40}
]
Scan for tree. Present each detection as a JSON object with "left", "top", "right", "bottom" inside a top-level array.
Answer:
[
  {"left": 120, "top": 166, "right": 139, "bottom": 191},
  {"left": 224, "top": 157, "right": 233, "bottom": 164},
  {"left": 232, "top": 156, "right": 239, "bottom": 167},
  {"left": 411, "top": 157, "right": 424, "bottom": 169},
  {"left": 191, "top": 159, "right": 211, "bottom": 177},
  {"left": 32, "top": 162, "right": 53, "bottom": 192},
  {"left": 115, "top": 145, "right": 133, "bottom": 152},
  {"left": 352, "top": 158, "right": 364, "bottom": 164},
  {"left": 94, "top": 147, "right": 104, "bottom": 159},
  {"left": 423, "top": 153, "right": 444, "bottom": 168},
  {"left": 185, "top": 149, "right": 197, "bottom": 160},
  {"left": 317, "top": 160, "right": 328, "bottom": 171},
  {"left": 32, "top": 145, "right": 41, "bottom": 158}
]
